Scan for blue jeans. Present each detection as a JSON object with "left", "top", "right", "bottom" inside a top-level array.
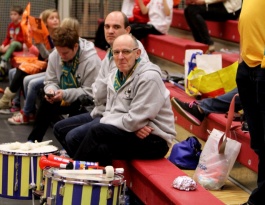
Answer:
[
  {"left": 53, "top": 113, "right": 99, "bottom": 158},
  {"left": 198, "top": 88, "right": 241, "bottom": 115},
  {"left": 22, "top": 73, "right": 45, "bottom": 115},
  {"left": 236, "top": 61, "right": 265, "bottom": 205}
]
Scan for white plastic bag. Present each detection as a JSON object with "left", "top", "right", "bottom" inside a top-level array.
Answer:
[
  {"left": 184, "top": 49, "right": 222, "bottom": 90},
  {"left": 193, "top": 94, "right": 241, "bottom": 190},
  {"left": 193, "top": 129, "right": 241, "bottom": 190}
]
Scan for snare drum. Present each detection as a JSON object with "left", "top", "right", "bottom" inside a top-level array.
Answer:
[
  {"left": 43, "top": 168, "right": 124, "bottom": 205},
  {"left": 0, "top": 143, "right": 58, "bottom": 199}
]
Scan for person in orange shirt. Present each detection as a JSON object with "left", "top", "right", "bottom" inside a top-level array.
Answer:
[{"left": 0, "top": 5, "right": 24, "bottom": 80}]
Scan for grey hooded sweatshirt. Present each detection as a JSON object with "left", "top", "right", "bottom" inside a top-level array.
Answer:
[
  {"left": 100, "top": 58, "right": 176, "bottom": 147},
  {"left": 44, "top": 38, "right": 101, "bottom": 103}
]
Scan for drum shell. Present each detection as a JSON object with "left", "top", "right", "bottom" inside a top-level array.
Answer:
[
  {"left": 0, "top": 144, "right": 58, "bottom": 200},
  {"left": 0, "top": 154, "right": 43, "bottom": 199},
  {"left": 44, "top": 169, "right": 124, "bottom": 205}
]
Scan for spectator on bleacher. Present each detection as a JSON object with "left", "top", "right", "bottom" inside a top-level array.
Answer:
[
  {"left": 236, "top": 0, "right": 265, "bottom": 204},
  {"left": 8, "top": 17, "right": 80, "bottom": 125},
  {"left": 0, "top": 5, "right": 24, "bottom": 81},
  {"left": 53, "top": 11, "right": 149, "bottom": 158},
  {"left": 0, "top": 9, "right": 60, "bottom": 123},
  {"left": 25, "top": 26, "right": 101, "bottom": 143},
  {"left": 73, "top": 34, "right": 176, "bottom": 166},
  {"left": 128, "top": 0, "right": 150, "bottom": 24},
  {"left": 171, "top": 87, "right": 241, "bottom": 126},
  {"left": 130, "top": 0, "right": 173, "bottom": 40},
  {"left": 121, "top": 0, "right": 135, "bottom": 19},
  {"left": 184, "top": 0, "right": 242, "bottom": 53},
  {"left": 94, "top": 0, "right": 146, "bottom": 50}
]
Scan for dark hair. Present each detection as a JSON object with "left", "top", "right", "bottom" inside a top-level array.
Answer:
[
  {"left": 51, "top": 27, "right": 79, "bottom": 49},
  {"left": 11, "top": 5, "right": 23, "bottom": 16},
  {"left": 121, "top": 12, "right": 129, "bottom": 28}
]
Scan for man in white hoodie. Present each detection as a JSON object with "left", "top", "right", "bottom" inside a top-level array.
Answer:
[
  {"left": 184, "top": 0, "right": 242, "bottom": 53},
  {"left": 73, "top": 34, "right": 176, "bottom": 166},
  {"left": 27, "top": 27, "right": 101, "bottom": 143}
]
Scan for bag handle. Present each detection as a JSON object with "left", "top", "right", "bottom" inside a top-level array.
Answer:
[{"left": 218, "top": 93, "right": 239, "bottom": 154}]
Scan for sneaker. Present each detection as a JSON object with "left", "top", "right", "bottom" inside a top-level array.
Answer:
[
  {"left": 8, "top": 111, "right": 35, "bottom": 125},
  {"left": 206, "top": 45, "right": 215, "bottom": 54},
  {"left": 171, "top": 97, "right": 205, "bottom": 126},
  {"left": 10, "top": 105, "right": 20, "bottom": 113},
  {"left": 0, "top": 109, "right": 12, "bottom": 114},
  {"left": 0, "top": 59, "right": 7, "bottom": 69},
  {"left": 0, "top": 105, "right": 20, "bottom": 114}
]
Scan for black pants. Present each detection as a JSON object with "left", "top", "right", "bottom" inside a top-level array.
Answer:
[
  {"left": 130, "top": 23, "right": 163, "bottom": 40},
  {"left": 9, "top": 69, "right": 28, "bottom": 93},
  {"left": 27, "top": 98, "right": 86, "bottom": 142},
  {"left": 184, "top": 3, "right": 241, "bottom": 45},
  {"left": 236, "top": 61, "right": 265, "bottom": 205},
  {"left": 73, "top": 122, "right": 169, "bottom": 166}
]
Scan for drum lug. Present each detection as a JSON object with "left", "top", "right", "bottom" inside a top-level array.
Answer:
[
  {"left": 59, "top": 185, "right": 65, "bottom": 196},
  {"left": 29, "top": 182, "right": 37, "bottom": 190},
  {"left": 47, "top": 196, "right": 55, "bottom": 205},
  {"left": 40, "top": 196, "right": 47, "bottom": 205},
  {"left": 107, "top": 188, "right": 113, "bottom": 199}
]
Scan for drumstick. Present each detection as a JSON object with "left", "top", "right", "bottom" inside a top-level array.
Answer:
[{"left": 54, "top": 166, "right": 117, "bottom": 178}]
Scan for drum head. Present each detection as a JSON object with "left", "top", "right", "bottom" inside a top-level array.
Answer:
[{"left": 0, "top": 142, "right": 58, "bottom": 156}]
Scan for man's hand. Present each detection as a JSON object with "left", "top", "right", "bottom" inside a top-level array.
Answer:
[
  {"left": 135, "top": 126, "right": 154, "bottom": 139},
  {"left": 45, "top": 89, "right": 63, "bottom": 103}
]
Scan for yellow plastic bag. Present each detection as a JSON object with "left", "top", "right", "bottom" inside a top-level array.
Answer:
[{"left": 186, "top": 61, "right": 238, "bottom": 98}]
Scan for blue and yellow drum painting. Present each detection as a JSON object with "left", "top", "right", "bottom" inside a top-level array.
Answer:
[
  {"left": 43, "top": 168, "right": 124, "bottom": 205},
  {"left": 0, "top": 142, "right": 58, "bottom": 199}
]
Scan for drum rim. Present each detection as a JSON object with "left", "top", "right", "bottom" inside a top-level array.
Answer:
[
  {"left": 0, "top": 143, "right": 59, "bottom": 157},
  {"left": 0, "top": 149, "right": 59, "bottom": 156},
  {"left": 43, "top": 168, "right": 124, "bottom": 186}
]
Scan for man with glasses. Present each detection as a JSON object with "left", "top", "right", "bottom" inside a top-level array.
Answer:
[
  {"left": 53, "top": 11, "right": 149, "bottom": 157},
  {"left": 73, "top": 34, "right": 176, "bottom": 166}
]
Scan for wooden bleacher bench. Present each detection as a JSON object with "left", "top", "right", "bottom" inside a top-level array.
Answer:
[
  {"left": 93, "top": 49, "right": 249, "bottom": 204},
  {"left": 165, "top": 82, "right": 258, "bottom": 173},
  {"left": 113, "top": 159, "right": 225, "bottom": 205},
  {"left": 171, "top": 9, "right": 240, "bottom": 43}
]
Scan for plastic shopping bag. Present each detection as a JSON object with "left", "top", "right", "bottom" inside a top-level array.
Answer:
[
  {"left": 186, "top": 61, "right": 238, "bottom": 98},
  {"left": 193, "top": 94, "right": 241, "bottom": 190}
]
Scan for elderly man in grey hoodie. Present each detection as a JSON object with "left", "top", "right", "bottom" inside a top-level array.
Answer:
[
  {"left": 53, "top": 11, "right": 150, "bottom": 158},
  {"left": 73, "top": 34, "right": 176, "bottom": 166},
  {"left": 27, "top": 27, "right": 101, "bottom": 143}
]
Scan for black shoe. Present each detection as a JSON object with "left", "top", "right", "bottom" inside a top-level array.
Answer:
[{"left": 171, "top": 97, "right": 205, "bottom": 126}]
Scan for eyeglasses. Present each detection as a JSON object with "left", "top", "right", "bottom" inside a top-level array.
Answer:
[{"left": 112, "top": 48, "right": 138, "bottom": 56}]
